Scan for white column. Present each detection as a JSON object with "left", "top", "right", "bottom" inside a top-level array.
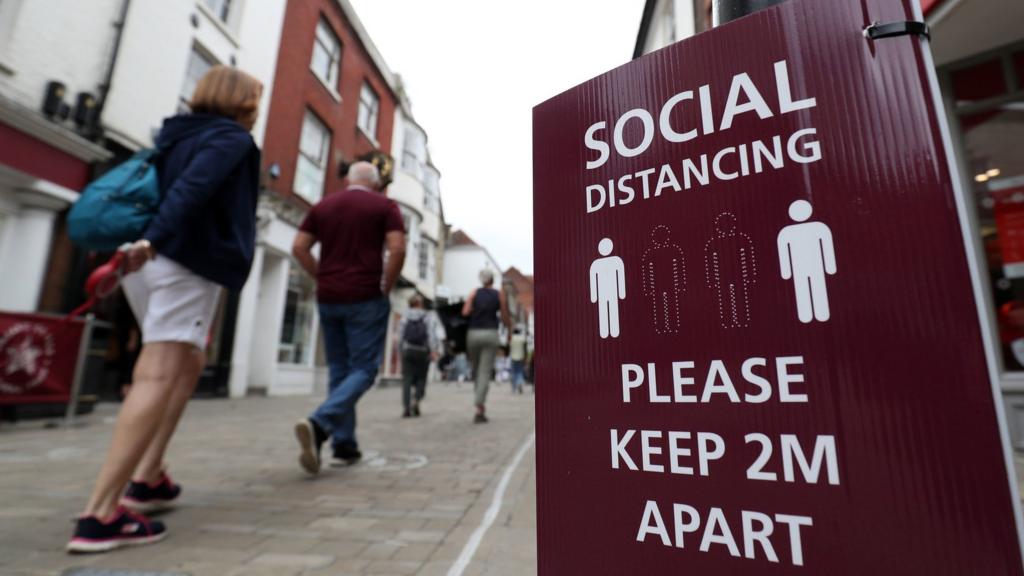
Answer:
[
  {"left": 228, "top": 245, "right": 265, "bottom": 398},
  {"left": 0, "top": 204, "right": 56, "bottom": 312},
  {"left": 249, "top": 252, "right": 289, "bottom": 394}
]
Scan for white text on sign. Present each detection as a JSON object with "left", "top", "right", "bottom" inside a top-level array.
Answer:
[
  {"left": 582, "top": 60, "right": 821, "bottom": 214},
  {"left": 612, "top": 356, "right": 838, "bottom": 568}
]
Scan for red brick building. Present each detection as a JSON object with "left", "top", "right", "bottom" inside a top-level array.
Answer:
[
  {"left": 261, "top": 0, "right": 399, "bottom": 207},
  {"left": 228, "top": 0, "right": 409, "bottom": 397}
]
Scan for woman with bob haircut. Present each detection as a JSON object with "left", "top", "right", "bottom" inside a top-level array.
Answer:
[
  {"left": 67, "top": 66, "right": 264, "bottom": 553},
  {"left": 462, "top": 269, "right": 512, "bottom": 423}
]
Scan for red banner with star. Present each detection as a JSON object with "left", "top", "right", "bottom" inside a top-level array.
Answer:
[{"left": 0, "top": 312, "right": 85, "bottom": 405}]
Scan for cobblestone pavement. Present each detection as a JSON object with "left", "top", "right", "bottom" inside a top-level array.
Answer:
[{"left": 0, "top": 381, "right": 537, "bottom": 576}]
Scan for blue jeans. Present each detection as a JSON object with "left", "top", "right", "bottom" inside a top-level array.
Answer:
[
  {"left": 511, "top": 360, "right": 525, "bottom": 391},
  {"left": 311, "top": 296, "right": 390, "bottom": 451}
]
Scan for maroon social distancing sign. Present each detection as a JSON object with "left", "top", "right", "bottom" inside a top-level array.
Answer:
[{"left": 532, "top": 0, "right": 1024, "bottom": 573}]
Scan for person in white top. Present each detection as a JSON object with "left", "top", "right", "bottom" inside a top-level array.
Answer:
[{"left": 509, "top": 327, "right": 528, "bottom": 394}]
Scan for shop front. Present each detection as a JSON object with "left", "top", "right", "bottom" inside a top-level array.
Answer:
[
  {"left": 0, "top": 99, "right": 110, "bottom": 313},
  {"left": 229, "top": 195, "right": 324, "bottom": 398},
  {"left": 932, "top": 0, "right": 1024, "bottom": 446}
]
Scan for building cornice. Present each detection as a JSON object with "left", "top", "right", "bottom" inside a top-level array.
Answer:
[
  {"left": 258, "top": 188, "right": 310, "bottom": 228},
  {"left": 0, "top": 93, "right": 112, "bottom": 163},
  {"left": 333, "top": 0, "right": 400, "bottom": 99}
]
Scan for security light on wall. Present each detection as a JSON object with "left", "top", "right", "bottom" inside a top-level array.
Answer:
[
  {"left": 42, "top": 81, "right": 70, "bottom": 120},
  {"left": 73, "top": 92, "right": 98, "bottom": 129}
]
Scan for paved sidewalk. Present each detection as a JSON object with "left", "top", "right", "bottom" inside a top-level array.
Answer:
[{"left": 0, "top": 381, "right": 537, "bottom": 576}]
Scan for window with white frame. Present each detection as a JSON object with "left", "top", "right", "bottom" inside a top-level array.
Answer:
[
  {"left": 203, "top": 0, "right": 232, "bottom": 23},
  {"left": 399, "top": 206, "right": 420, "bottom": 259},
  {"left": 401, "top": 125, "right": 426, "bottom": 180},
  {"left": 294, "top": 110, "right": 331, "bottom": 203},
  {"left": 418, "top": 240, "right": 430, "bottom": 281},
  {"left": 423, "top": 166, "right": 440, "bottom": 214},
  {"left": 310, "top": 19, "right": 341, "bottom": 91},
  {"left": 357, "top": 83, "right": 380, "bottom": 141},
  {"left": 179, "top": 45, "right": 216, "bottom": 112}
]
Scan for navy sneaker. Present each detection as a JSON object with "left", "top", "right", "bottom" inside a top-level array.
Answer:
[
  {"left": 66, "top": 505, "right": 166, "bottom": 553},
  {"left": 295, "top": 418, "right": 325, "bottom": 474},
  {"left": 332, "top": 443, "right": 362, "bottom": 464},
  {"left": 121, "top": 471, "right": 181, "bottom": 513}
]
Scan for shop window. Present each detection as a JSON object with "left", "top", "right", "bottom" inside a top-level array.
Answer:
[
  {"left": 179, "top": 44, "right": 216, "bottom": 112},
  {"left": 295, "top": 110, "right": 331, "bottom": 203},
  {"left": 358, "top": 82, "right": 380, "bottom": 141},
  {"left": 960, "top": 92, "right": 1024, "bottom": 371},
  {"left": 279, "top": 268, "right": 316, "bottom": 365},
  {"left": 311, "top": 19, "right": 341, "bottom": 92}
]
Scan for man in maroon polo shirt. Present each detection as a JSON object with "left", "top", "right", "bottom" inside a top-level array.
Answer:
[{"left": 291, "top": 161, "right": 406, "bottom": 474}]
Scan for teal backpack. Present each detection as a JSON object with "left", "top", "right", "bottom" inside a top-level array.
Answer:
[{"left": 67, "top": 148, "right": 162, "bottom": 252}]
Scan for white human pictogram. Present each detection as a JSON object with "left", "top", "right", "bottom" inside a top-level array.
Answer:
[
  {"left": 777, "top": 200, "right": 837, "bottom": 323},
  {"left": 590, "top": 238, "right": 626, "bottom": 339},
  {"left": 5, "top": 340, "right": 42, "bottom": 376},
  {"left": 642, "top": 225, "right": 686, "bottom": 335},
  {"left": 705, "top": 213, "right": 758, "bottom": 329}
]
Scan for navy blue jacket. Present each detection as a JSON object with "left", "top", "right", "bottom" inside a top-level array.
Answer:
[{"left": 143, "top": 114, "right": 261, "bottom": 291}]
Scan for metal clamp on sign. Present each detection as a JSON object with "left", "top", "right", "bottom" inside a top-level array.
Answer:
[{"left": 863, "top": 20, "right": 931, "bottom": 41}]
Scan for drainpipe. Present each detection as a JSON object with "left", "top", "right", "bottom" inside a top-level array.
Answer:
[
  {"left": 713, "top": 0, "right": 787, "bottom": 26},
  {"left": 92, "top": 0, "right": 131, "bottom": 139}
]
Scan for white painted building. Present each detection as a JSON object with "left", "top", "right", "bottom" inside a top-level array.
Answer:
[
  {"left": 442, "top": 230, "right": 504, "bottom": 302},
  {"left": 102, "top": 0, "right": 285, "bottom": 152},
  {"left": 0, "top": 0, "right": 118, "bottom": 311},
  {"left": 379, "top": 79, "right": 448, "bottom": 382},
  {"left": 388, "top": 78, "right": 446, "bottom": 303}
]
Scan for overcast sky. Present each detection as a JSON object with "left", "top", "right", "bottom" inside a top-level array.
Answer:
[{"left": 348, "top": 0, "right": 646, "bottom": 275}]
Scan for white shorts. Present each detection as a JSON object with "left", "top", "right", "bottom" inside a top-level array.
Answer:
[{"left": 121, "top": 256, "right": 221, "bottom": 349}]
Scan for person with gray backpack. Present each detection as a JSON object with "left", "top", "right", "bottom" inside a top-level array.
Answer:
[{"left": 399, "top": 294, "right": 441, "bottom": 417}]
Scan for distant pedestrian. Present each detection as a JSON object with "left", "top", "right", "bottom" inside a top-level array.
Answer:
[
  {"left": 509, "top": 327, "right": 527, "bottom": 394},
  {"left": 437, "top": 343, "right": 455, "bottom": 381},
  {"left": 68, "top": 66, "right": 263, "bottom": 553},
  {"left": 462, "top": 270, "right": 512, "bottom": 423},
  {"left": 398, "top": 295, "right": 441, "bottom": 418},
  {"left": 291, "top": 161, "right": 406, "bottom": 474}
]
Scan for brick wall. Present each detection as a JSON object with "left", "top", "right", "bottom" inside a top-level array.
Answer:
[{"left": 261, "top": 0, "right": 398, "bottom": 206}]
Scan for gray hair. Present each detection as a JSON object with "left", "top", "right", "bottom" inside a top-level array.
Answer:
[
  {"left": 348, "top": 161, "right": 381, "bottom": 187},
  {"left": 479, "top": 269, "right": 494, "bottom": 285}
]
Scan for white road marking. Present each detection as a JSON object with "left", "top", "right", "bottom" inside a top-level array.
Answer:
[{"left": 447, "top": 432, "right": 536, "bottom": 576}]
